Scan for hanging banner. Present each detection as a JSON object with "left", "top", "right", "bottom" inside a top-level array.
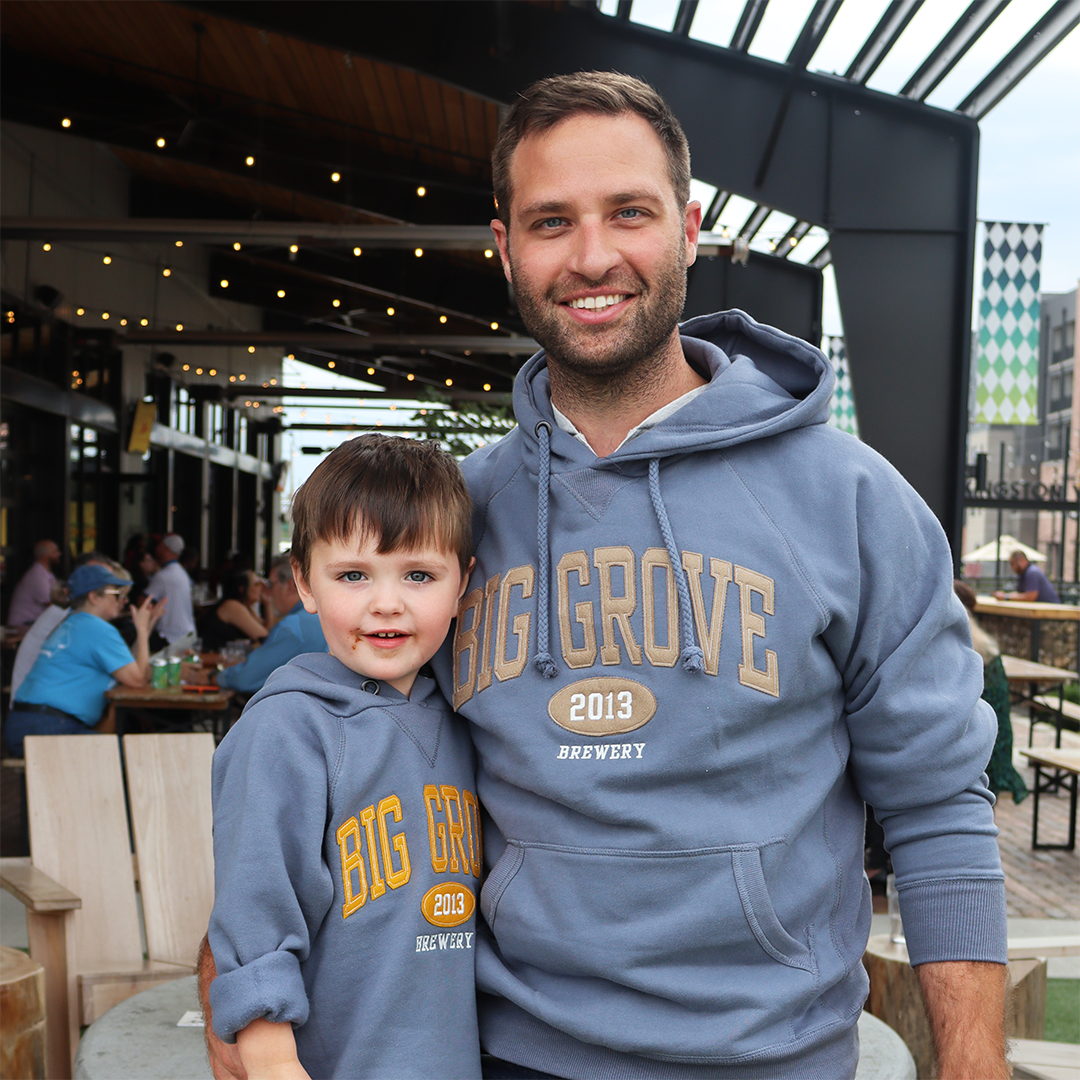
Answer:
[
  {"left": 974, "top": 222, "right": 1043, "bottom": 425},
  {"left": 824, "top": 336, "right": 859, "bottom": 437}
]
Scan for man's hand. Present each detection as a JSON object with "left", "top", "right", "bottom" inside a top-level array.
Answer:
[
  {"left": 197, "top": 934, "right": 248, "bottom": 1080},
  {"left": 915, "top": 960, "right": 1008, "bottom": 1079}
]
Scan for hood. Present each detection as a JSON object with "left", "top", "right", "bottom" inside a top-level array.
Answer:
[
  {"left": 245, "top": 651, "right": 442, "bottom": 715},
  {"left": 513, "top": 308, "right": 834, "bottom": 470},
  {"left": 504, "top": 308, "right": 834, "bottom": 680}
]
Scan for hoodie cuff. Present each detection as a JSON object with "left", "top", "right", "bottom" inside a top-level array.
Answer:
[
  {"left": 897, "top": 876, "right": 1008, "bottom": 966},
  {"left": 208, "top": 949, "right": 308, "bottom": 1043}
]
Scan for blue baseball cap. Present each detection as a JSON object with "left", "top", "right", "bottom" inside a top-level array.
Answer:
[{"left": 68, "top": 564, "right": 130, "bottom": 599}]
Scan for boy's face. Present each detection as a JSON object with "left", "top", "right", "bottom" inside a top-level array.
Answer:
[{"left": 295, "top": 531, "right": 472, "bottom": 697}]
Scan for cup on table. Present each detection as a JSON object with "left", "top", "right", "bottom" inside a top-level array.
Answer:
[{"left": 886, "top": 873, "right": 905, "bottom": 944}]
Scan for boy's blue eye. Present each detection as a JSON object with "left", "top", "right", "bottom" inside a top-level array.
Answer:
[
  {"left": 406, "top": 571, "right": 432, "bottom": 583},
  {"left": 342, "top": 571, "right": 364, "bottom": 582}
]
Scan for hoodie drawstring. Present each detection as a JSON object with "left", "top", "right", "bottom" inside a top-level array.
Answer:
[
  {"left": 648, "top": 459, "right": 705, "bottom": 673},
  {"left": 533, "top": 421, "right": 559, "bottom": 678}
]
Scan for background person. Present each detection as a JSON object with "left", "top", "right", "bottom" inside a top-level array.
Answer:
[
  {"left": 994, "top": 549, "right": 1061, "bottom": 603},
  {"left": 147, "top": 532, "right": 196, "bottom": 642},
  {"left": 199, "top": 570, "right": 276, "bottom": 651},
  {"left": 955, "top": 581, "right": 1029, "bottom": 803},
  {"left": 5, "top": 564, "right": 166, "bottom": 756},
  {"left": 214, "top": 554, "right": 326, "bottom": 695},
  {"left": 7, "top": 539, "right": 62, "bottom": 626}
]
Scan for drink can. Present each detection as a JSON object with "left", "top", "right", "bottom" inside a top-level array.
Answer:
[
  {"left": 167, "top": 655, "right": 182, "bottom": 687},
  {"left": 151, "top": 657, "right": 169, "bottom": 690}
]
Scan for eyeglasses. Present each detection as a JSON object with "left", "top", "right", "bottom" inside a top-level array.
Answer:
[{"left": 101, "top": 588, "right": 127, "bottom": 597}]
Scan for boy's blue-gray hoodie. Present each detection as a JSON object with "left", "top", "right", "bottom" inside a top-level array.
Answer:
[
  {"left": 440, "top": 310, "right": 1006, "bottom": 1078},
  {"left": 208, "top": 653, "right": 482, "bottom": 1079}
]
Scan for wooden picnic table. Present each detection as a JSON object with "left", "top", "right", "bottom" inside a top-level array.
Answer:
[
  {"left": 1019, "top": 747, "right": 1080, "bottom": 851},
  {"left": 1002, "top": 656, "right": 1079, "bottom": 749},
  {"left": 105, "top": 685, "right": 234, "bottom": 740}
]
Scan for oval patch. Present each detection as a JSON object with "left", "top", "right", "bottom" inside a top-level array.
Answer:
[
  {"left": 547, "top": 677, "right": 656, "bottom": 736},
  {"left": 421, "top": 882, "right": 475, "bottom": 927}
]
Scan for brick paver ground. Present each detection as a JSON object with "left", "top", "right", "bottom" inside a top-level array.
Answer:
[{"left": 996, "top": 713, "right": 1080, "bottom": 920}]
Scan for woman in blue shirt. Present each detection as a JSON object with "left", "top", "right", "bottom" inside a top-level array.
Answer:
[{"left": 5, "top": 563, "right": 166, "bottom": 756}]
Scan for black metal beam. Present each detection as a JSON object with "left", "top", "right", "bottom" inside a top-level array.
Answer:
[
  {"left": 900, "top": 0, "right": 1010, "bottom": 101},
  {"left": 844, "top": 0, "right": 924, "bottom": 84},
  {"left": 729, "top": 0, "right": 769, "bottom": 51},
  {"left": 957, "top": 0, "right": 1080, "bottom": 118},
  {"left": 672, "top": 0, "right": 699, "bottom": 37}
]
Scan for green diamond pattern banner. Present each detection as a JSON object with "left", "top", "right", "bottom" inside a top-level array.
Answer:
[
  {"left": 974, "top": 222, "right": 1043, "bottom": 425},
  {"left": 825, "top": 336, "right": 859, "bottom": 437}
]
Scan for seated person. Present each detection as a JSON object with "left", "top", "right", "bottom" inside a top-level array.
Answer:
[
  {"left": 993, "top": 550, "right": 1061, "bottom": 603},
  {"left": 214, "top": 553, "right": 327, "bottom": 695},
  {"left": 199, "top": 570, "right": 275, "bottom": 651},
  {"left": 4, "top": 565, "right": 166, "bottom": 757}
]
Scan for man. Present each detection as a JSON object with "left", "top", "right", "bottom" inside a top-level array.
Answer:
[
  {"left": 994, "top": 549, "right": 1061, "bottom": 603},
  {"left": 203, "top": 73, "right": 1006, "bottom": 1079},
  {"left": 7, "top": 539, "right": 62, "bottom": 626},
  {"left": 146, "top": 533, "right": 196, "bottom": 644},
  {"left": 214, "top": 554, "right": 326, "bottom": 695}
]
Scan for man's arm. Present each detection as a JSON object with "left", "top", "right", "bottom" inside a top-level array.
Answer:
[
  {"left": 198, "top": 933, "right": 248, "bottom": 1080},
  {"left": 915, "top": 960, "right": 1008, "bottom": 1079}
]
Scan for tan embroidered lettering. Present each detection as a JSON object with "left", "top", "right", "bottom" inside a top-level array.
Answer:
[
  {"left": 452, "top": 587, "right": 483, "bottom": 709},
  {"left": 462, "top": 789, "right": 483, "bottom": 877},
  {"left": 478, "top": 573, "right": 501, "bottom": 692},
  {"left": 642, "top": 547, "right": 679, "bottom": 667},
  {"left": 594, "top": 546, "right": 642, "bottom": 666},
  {"left": 495, "top": 565, "right": 533, "bottom": 681},
  {"left": 424, "top": 785, "right": 448, "bottom": 873},
  {"left": 735, "top": 565, "right": 779, "bottom": 697},
  {"left": 336, "top": 817, "right": 367, "bottom": 917},
  {"left": 682, "top": 552, "right": 732, "bottom": 676},
  {"left": 556, "top": 551, "right": 597, "bottom": 669},
  {"left": 376, "top": 795, "right": 410, "bottom": 890},
  {"left": 440, "top": 785, "right": 468, "bottom": 874}
]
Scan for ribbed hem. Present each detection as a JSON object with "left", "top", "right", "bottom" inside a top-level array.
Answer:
[
  {"left": 208, "top": 949, "right": 308, "bottom": 1043},
  {"left": 478, "top": 996, "right": 859, "bottom": 1080},
  {"left": 897, "top": 876, "right": 1008, "bottom": 966}
]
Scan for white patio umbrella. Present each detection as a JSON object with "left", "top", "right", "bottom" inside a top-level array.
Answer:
[{"left": 960, "top": 535, "right": 1046, "bottom": 564}]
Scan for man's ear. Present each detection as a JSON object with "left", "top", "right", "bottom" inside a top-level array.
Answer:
[
  {"left": 684, "top": 199, "right": 702, "bottom": 268},
  {"left": 491, "top": 219, "right": 513, "bottom": 284},
  {"left": 292, "top": 558, "right": 318, "bottom": 614}
]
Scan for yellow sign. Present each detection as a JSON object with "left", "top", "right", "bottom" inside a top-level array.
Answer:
[{"left": 128, "top": 400, "right": 157, "bottom": 454}]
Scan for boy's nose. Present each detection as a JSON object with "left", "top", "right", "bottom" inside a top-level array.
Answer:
[{"left": 368, "top": 581, "right": 405, "bottom": 615}]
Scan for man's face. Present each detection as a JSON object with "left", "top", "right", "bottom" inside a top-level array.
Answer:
[
  {"left": 1011, "top": 554, "right": 1027, "bottom": 574},
  {"left": 491, "top": 112, "right": 700, "bottom": 380},
  {"left": 269, "top": 569, "right": 298, "bottom": 616},
  {"left": 295, "top": 529, "right": 472, "bottom": 697},
  {"left": 44, "top": 542, "right": 61, "bottom": 567}
]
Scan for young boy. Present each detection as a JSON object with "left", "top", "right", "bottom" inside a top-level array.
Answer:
[{"left": 208, "top": 435, "right": 481, "bottom": 1079}]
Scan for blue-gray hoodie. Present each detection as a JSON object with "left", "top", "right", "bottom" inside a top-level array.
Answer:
[
  {"left": 439, "top": 310, "right": 1005, "bottom": 1078},
  {"left": 209, "top": 653, "right": 482, "bottom": 1079}
]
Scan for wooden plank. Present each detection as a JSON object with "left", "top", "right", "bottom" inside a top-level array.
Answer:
[
  {"left": 25, "top": 908, "right": 76, "bottom": 1079},
  {"left": 975, "top": 598, "right": 1080, "bottom": 621},
  {"left": 0, "top": 858, "right": 80, "bottom": 913},
  {"left": 1002, "top": 656, "right": 1079, "bottom": 682},
  {"left": 1020, "top": 748, "right": 1080, "bottom": 774},
  {"left": 1, "top": 946, "right": 46, "bottom": 1080},
  {"left": 1007, "top": 935, "right": 1080, "bottom": 958},
  {"left": 77, "top": 961, "right": 193, "bottom": 1027},
  {"left": 24, "top": 736, "right": 143, "bottom": 969},
  {"left": 1033, "top": 696, "right": 1080, "bottom": 723},
  {"left": 123, "top": 734, "right": 215, "bottom": 968}
]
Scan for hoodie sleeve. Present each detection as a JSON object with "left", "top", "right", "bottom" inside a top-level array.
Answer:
[
  {"left": 208, "top": 698, "right": 338, "bottom": 1041},
  {"left": 826, "top": 454, "right": 1006, "bottom": 968}
]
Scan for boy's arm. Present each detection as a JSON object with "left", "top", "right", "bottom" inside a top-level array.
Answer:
[{"left": 236, "top": 1018, "right": 310, "bottom": 1080}]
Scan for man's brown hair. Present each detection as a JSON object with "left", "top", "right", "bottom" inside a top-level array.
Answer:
[
  {"left": 290, "top": 435, "right": 472, "bottom": 581},
  {"left": 491, "top": 71, "right": 692, "bottom": 227}
]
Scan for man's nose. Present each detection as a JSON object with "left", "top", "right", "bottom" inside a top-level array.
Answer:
[{"left": 567, "top": 221, "right": 622, "bottom": 282}]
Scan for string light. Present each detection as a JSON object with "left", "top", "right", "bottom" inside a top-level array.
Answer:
[
  {"left": 156, "top": 137, "right": 166, "bottom": 148},
  {"left": 183, "top": 364, "right": 190, "bottom": 372},
  {"left": 195, "top": 367, "right": 203, "bottom": 375},
  {"left": 332, "top": 299, "right": 340, "bottom": 307},
  {"left": 483, "top": 383, "right": 491, "bottom": 391},
  {"left": 229, "top": 375, "right": 236, "bottom": 382},
  {"left": 484, "top": 249, "right": 493, "bottom": 258},
  {"left": 233, "top": 242, "right": 242, "bottom": 251},
  {"left": 245, "top": 156, "right": 255, "bottom": 166},
  {"left": 416, "top": 186, "right": 426, "bottom": 197},
  {"left": 387, "top": 307, "right": 395, "bottom": 316},
  {"left": 162, "top": 267, "right": 171, "bottom": 277},
  {"left": 102, "top": 255, "right": 112, "bottom": 264},
  {"left": 490, "top": 321, "right": 499, "bottom": 330},
  {"left": 42, "top": 243, "right": 51, "bottom": 252},
  {"left": 367, "top": 367, "right": 375, "bottom": 375},
  {"left": 239, "top": 374, "right": 246, "bottom": 380},
  {"left": 220, "top": 279, "right": 229, "bottom": 288},
  {"left": 331, "top": 172, "right": 341, "bottom": 183},
  {"left": 209, "top": 368, "right": 217, "bottom": 376},
  {"left": 61, "top": 118, "right": 71, "bottom": 128},
  {"left": 445, "top": 378, "right": 453, "bottom": 387},
  {"left": 176, "top": 323, "right": 183, "bottom": 331},
  {"left": 407, "top": 373, "right": 415, "bottom": 381},
  {"left": 76, "top": 307, "right": 85, "bottom": 316},
  {"left": 328, "top": 361, "right": 336, "bottom": 369},
  {"left": 289, "top": 244, "right": 299, "bottom": 253},
  {"left": 415, "top": 248, "right": 423, "bottom": 257},
  {"left": 270, "top": 378, "right": 277, "bottom": 385},
  {"left": 175, "top": 240, "right": 183, "bottom": 248},
  {"left": 277, "top": 289, "right": 286, "bottom": 298},
  {"left": 120, "top": 318, "right": 127, "bottom": 326},
  {"left": 439, "top": 315, "right": 447, "bottom": 324},
  {"left": 248, "top": 346, "right": 255, "bottom": 353},
  {"left": 102, "top": 312, "right": 110, "bottom": 320},
  {"left": 353, "top": 247, "right": 362, "bottom": 256},
  {"left": 140, "top": 318, "right": 149, "bottom": 326}
]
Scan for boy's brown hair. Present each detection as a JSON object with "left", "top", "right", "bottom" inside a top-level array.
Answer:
[
  {"left": 290, "top": 435, "right": 472, "bottom": 581},
  {"left": 491, "top": 71, "right": 691, "bottom": 228}
]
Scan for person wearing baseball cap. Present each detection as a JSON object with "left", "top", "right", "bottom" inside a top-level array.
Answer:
[
  {"left": 4, "top": 565, "right": 166, "bottom": 756},
  {"left": 147, "top": 532, "right": 196, "bottom": 644}
]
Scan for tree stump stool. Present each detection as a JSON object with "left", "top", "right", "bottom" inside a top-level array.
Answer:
[
  {"left": 0, "top": 945, "right": 46, "bottom": 1080},
  {"left": 864, "top": 935, "right": 1046, "bottom": 1078}
]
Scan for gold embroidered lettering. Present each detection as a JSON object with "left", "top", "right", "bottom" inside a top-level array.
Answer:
[
  {"left": 734, "top": 565, "right": 779, "bottom": 697},
  {"left": 478, "top": 574, "right": 501, "bottom": 692},
  {"left": 594, "top": 546, "right": 642, "bottom": 666},
  {"left": 462, "top": 789, "right": 483, "bottom": 878},
  {"left": 440, "top": 785, "right": 468, "bottom": 874},
  {"left": 495, "top": 565, "right": 533, "bottom": 681},
  {"left": 376, "top": 795, "right": 411, "bottom": 890},
  {"left": 682, "top": 552, "right": 732, "bottom": 676},
  {"left": 424, "top": 784, "right": 448, "bottom": 873},
  {"left": 452, "top": 587, "right": 483, "bottom": 709},
  {"left": 359, "top": 805, "right": 386, "bottom": 898},
  {"left": 641, "top": 548, "right": 679, "bottom": 667},
  {"left": 556, "top": 551, "right": 597, "bottom": 669},
  {"left": 336, "top": 817, "right": 367, "bottom": 917}
]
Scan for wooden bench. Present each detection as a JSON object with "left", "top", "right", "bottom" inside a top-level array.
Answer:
[
  {"left": 1031, "top": 694, "right": 1080, "bottom": 747},
  {"left": 1020, "top": 747, "right": 1080, "bottom": 851}
]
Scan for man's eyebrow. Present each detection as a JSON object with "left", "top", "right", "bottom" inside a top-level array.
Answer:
[
  {"left": 519, "top": 191, "right": 666, "bottom": 217},
  {"left": 520, "top": 199, "right": 570, "bottom": 217}
]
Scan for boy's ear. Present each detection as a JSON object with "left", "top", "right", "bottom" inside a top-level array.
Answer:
[
  {"left": 457, "top": 557, "right": 476, "bottom": 602},
  {"left": 292, "top": 559, "right": 319, "bottom": 615}
]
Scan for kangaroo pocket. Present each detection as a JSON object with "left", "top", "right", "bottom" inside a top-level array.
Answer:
[{"left": 479, "top": 840, "right": 819, "bottom": 1060}]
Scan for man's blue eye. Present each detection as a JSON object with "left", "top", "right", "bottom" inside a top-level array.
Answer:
[
  {"left": 618, "top": 208, "right": 641, "bottom": 219},
  {"left": 541, "top": 217, "right": 565, "bottom": 229}
]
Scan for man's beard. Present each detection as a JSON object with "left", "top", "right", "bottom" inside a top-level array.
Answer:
[{"left": 509, "top": 242, "right": 687, "bottom": 388}]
